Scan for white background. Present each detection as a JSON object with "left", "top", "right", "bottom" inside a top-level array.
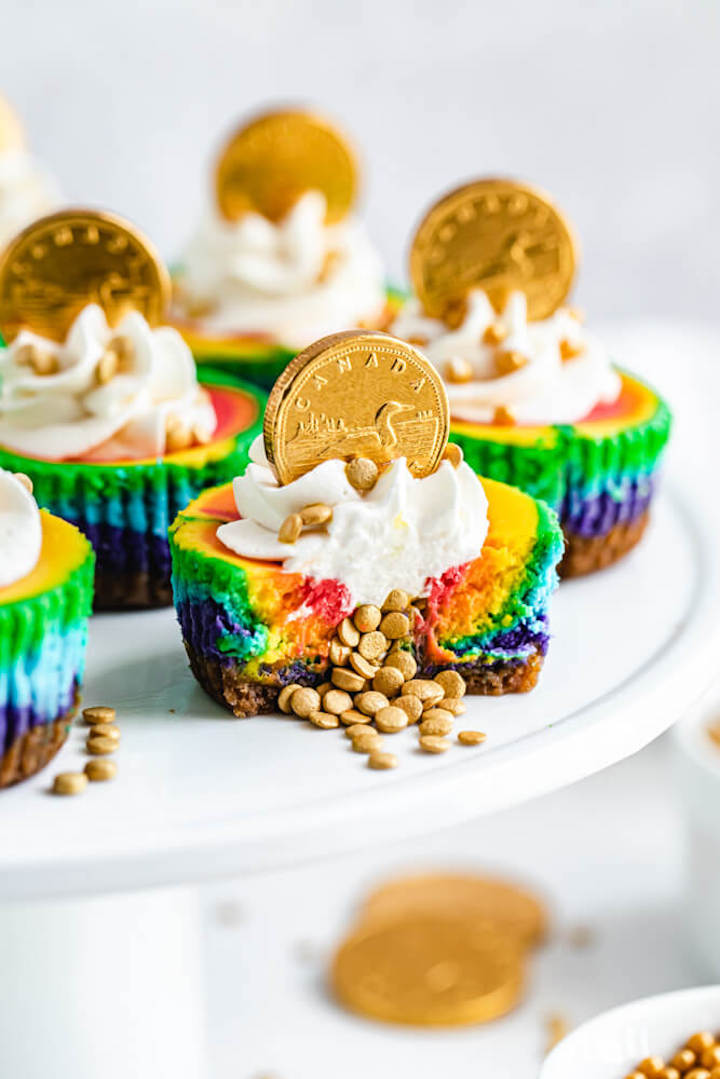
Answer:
[
  {"left": 3, "top": 0, "right": 719, "bottom": 320},
  {"left": 3, "top": 3, "right": 720, "bottom": 1074}
]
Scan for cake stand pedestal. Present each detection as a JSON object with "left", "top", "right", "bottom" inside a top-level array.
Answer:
[{"left": 0, "top": 475, "right": 717, "bottom": 1079}]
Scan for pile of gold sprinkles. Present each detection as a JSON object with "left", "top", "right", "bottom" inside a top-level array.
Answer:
[
  {"left": 278, "top": 587, "right": 486, "bottom": 769},
  {"left": 51, "top": 705, "right": 119, "bottom": 795},
  {"left": 625, "top": 1031, "right": 720, "bottom": 1079}
]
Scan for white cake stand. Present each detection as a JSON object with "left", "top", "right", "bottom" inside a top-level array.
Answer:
[{"left": 0, "top": 474, "right": 717, "bottom": 1079}]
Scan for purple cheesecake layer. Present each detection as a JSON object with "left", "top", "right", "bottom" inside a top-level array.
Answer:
[
  {"left": 1, "top": 677, "right": 80, "bottom": 756},
  {"left": 561, "top": 474, "right": 656, "bottom": 539}
]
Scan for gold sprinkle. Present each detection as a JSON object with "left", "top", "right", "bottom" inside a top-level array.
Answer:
[
  {"left": 402, "top": 679, "right": 444, "bottom": 704},
  {"left": 384, "top": 650, "right": 417, "bottom": 681},
  {"left": 439, "top": 697, "right": 466, "bottom": 716},
  {"left": 346, "top": 457, "right": 379, "bottom": 492},
  {"left": 372, "top": 666, "right": 404, "bottom": 697},
  {"left": 560, "top": 338, "right": 584, "bottom": 362},
  {"left": 341, "top": 711, "right": 372, "bottom": 728},
  {"left": 278, "top": 684, "right": 302, "bottom": 714},
  {"left": 86, "top": 735, "right": 118, "bottom": 756},
  {"left": 482, "top": 321, "right": 507, "bottom": 346},
  {"left": 379, "top": 611, "right": 410, "bottom": 640},
  {"left": 382, "top": 589, "right": 410, "bottom": 612},
  {"left": 300, "top": 502, "right": 333, "bottom": 527},
  {"left": 443, "top": 356, "right": 473, "bottom": 384},
  {"left": 82, "top": 705, "right": 116, "bottom": 726},
  {"left": 418, "top": 735, "right": 451, "bottom": 754},
  {"left": 90, "top": 723, "right": 120, "bottom": 742},
  {"left": 707, "top": 721, "right": 720, "bottom": 748},
  {"left": 166, "top": 418, "right": 193, "bottom": 452},
  {"left": 85, "top": 758, "right": 117, "bottom": 782},
  {"left": 52, "top": 772, "right": 88, "bottom": 795},
  {"left": 419, "top": 716, "right": 454, "bottom": 737},
  {"left": 357, "top": 631, "right": 388, "bottom": 663},
  {"left": 353, "top": 604, "right": 382, "bottom": 632},
  {"left": 434, "top": 670, "right": 466, "bottom": 698},
  {"left": 352, "top": 729, "right": 383, "bottom": 754},
  {"left": 308, "top": 710, "right": 340, "bottom": 729},
  {"left": 344, "top": 722, "right": 373, "bottom": 738},
  {"left": 192, "top": 424, "right": 212, "bottom": 445},
  {"left": 349, "top": 652, "right": 379, "bottom": 680},
  {"left": 329, "top": 638, "right": 351, "bottom": 667},
  {"left": 442, "top": 443, "right": 463, "bottom": 468},
  {"left": 495, "top": 349, "right": 527, "bottom": 376},
  {"left": 331, "top": 667, "right": 366, "bottom": 693},
  {"left": 492, "top": 404, "right": 516, "bottom": 427},
  {"left": 13, "top": 472, "right": 33, "bottom": 493},
  {"left": 290, "top": 687, "right": 321, "bottom": 718},
  {"left": 394, "top": 695, "right": 423, "bottom": 724},
  {"left": 337, "top": 616, "right": 360, "bottom": 648},
  {"left": 375, "top": 706, "right": 408, "bottom": 734},
  {"left": 545, "top": 1013, "right": 570, "bottom": 1054},
  {"left": 278, "top": 513, "right": 303, "bottom": 544},
  {"left": 457, "top": 729, "right": 486, "bottom": 746},
  {"left": 355, "top": 691, "right": 390, "bottom": 716},
  {"left": 368, "top": 751, "right": 398, "bottom": 770},
  {"left": 323, "top": 689, "right": 354, "bottom": 715},
  {"left": 16, "top": 342, "right": 59, "bottom": 375},
  {"left": 96, "top": 348, "right": 119, "bottom": 385}
]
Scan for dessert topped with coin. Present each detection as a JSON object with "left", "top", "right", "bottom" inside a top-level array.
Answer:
[
  {"left": 0, "top": 94, "right": 58, "bottom": 250},
  {"left": 391, "top": 177, "right": 672, "bottom": 577},
  {"left": 0, "top": 468, "right": 94, "bottom": 789},
  {"left": 170, "top": 328, "right": 564, "bottom": 730},
  {"left": 171, "top": 107, "right": 395, "bottom": 389},
  {"left": 0, "top": 208, "right": 264, "bottom": 609}
]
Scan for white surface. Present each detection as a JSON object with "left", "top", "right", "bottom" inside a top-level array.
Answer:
[
  {"left": 673, "top": 702, "right": 720, "bottom": 981},
  {"left": 541, "top": 985, "right": 720, "bottom": 1079},
  {"left": 3, "top": 1, "right": 719, "bottom": 324},
  {"left": 197, "top": 728, "right": 715, "bottom": 1079},
  {"left": 0, "top": 888, "right": 205, "bottom": 1079},
  {"left": 0, "top": 479, "right": 716, "bottom": 900}
]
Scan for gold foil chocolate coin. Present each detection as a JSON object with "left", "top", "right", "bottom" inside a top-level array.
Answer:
[
  {"left": 331, "top": 914, "right": 523, "bottom": 1026},
  {"left": 215, "top": 108, "right": 358, "bottom": 224},
  {"left": 360, "top": 873, "right": 548, "bottom": 949},
  {"left": 0, "top": 209, "right": 171, "bottom": 342},
  {"left": 0, "top": 95, "right": 25, "bottom": 153},
  {"left": 264, "top": 330, "right": 449, "bottom": 485},
  {"left": 410, "top": 178, "right": 577, "bottom": 322}
]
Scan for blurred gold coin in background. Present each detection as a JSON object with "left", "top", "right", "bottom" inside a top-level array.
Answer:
[
  {"left": 331, "top": 913, "right": 524, "bottom": 1027},
  {"left": 0, "top": 209, "right": 171, "bottom": 342},
  {"left": 360, "top": 872, "right": 548, "bottom": 949},
  {"left": 0, "top": 95, "right": 25, "bottom": 153},
  {"left": 264, "top": 330, "right": 449, "bottom": 485},
  {"left": 215, "top": 107, "right": 358, "bottom": 224},
  {"left": 410, "top": 177, "right": 577, "bottom": 322}
]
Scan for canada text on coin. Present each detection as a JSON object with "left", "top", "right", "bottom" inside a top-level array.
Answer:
[
  {"left": 331, "top": 914, "right": 524, "bottom": 1027},
  {"left": 215, "top": 107, "right": 358, "bottom": 225},
  {"left": 0, "top": 209, "right": 171, "bottom": 343},
  {"left": 263, "top": 330, "right": 449, "bottom": 485},
  {"left": 410, "top": 178, "right": 577, "bottom": 322}
]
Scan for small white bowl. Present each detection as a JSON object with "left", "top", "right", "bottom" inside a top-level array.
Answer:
[
  {"left": 672, "top": 688, "right": 720, "bottom": 978},
  {"left": 540, "top": 985, "right": 720, "bottom": 1079}
]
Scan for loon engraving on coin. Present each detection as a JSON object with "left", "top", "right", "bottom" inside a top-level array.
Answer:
[
  {"left": 0, "top": 95, "right": 25, "bottom": 153},
  {"left": 410, "top": 178, "right": 577, "bottom": 322},
  {"left": 264, "top": 330, "right": 449, "bottom": 485},
  {"left": 0, "top": 209, "right": 171, "bottom": 342},
  {"left": 215, "top": 108, "right": 358, "bottom": 225},
  {"left": 331, "top": 914, "right": 524, "bottom": 1027},
  {"left": 361, "top": 873, "right": 547, "bottom": 949}
]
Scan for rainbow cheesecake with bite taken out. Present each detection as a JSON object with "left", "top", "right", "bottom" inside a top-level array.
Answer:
[
  {"left": 393, "top": 178, "right": 671, "bottom": 577},
  {"left": 0, "top": 469, "right": 94, "bottom": 788},
  {"left": 170, "top": 331, "right": 563, "bottom": 717},
  {"left": 171, "top": 107, "right": 395, "bottom": 390},
  {"left": 0, "top": 210, "right": 265, "bottom": 609}
]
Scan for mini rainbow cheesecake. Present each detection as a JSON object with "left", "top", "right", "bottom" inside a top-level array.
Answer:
[
  {"left": 393, "top": 179, "right": 672, "bottom": 577},
  {"left": 0, "top": 469, "right": 94, "bottom": 787},
  {"left": 170, "top": 329, "right": 564, "bottom": 717},
  {"left": 0, "top": 306, "right": 265, "bottom": 608},
  {"left": 171, "top": 107, "right": 395, "bottom": 389},
  {"left": 392, "top": 294, "right": 671, "bottom": 577}
]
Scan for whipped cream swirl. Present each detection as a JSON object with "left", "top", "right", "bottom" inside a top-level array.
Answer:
[
  {"left": 0, "top": 148, "right": 59, "bottom": 249},
  {"left": 391, "top": 290, "right": 621, "bottom": 425},
  {"left": 177, "top": 191, "right": 387, "bottom": 347},
  {"left": 0, "top": 469, "right": 42, "bottom": 588},
  {"left": 0, "top": 304, "right": 216, "bottom": 461},
  {"left": 218, "top": 436, "right": 489, "bottom": 608}
]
